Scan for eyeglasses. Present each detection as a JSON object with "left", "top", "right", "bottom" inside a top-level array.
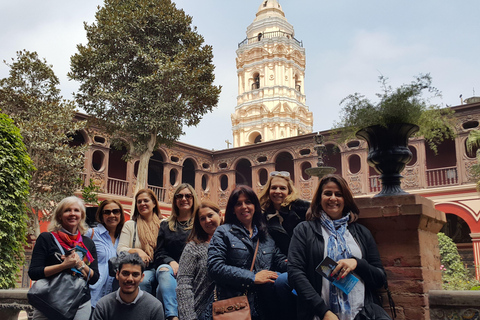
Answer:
[
  {"left": 103, "top": 209, "right": 121, "bottom": 216},
  {"left": 270, "top": 171, "right": 290, "bottom": 178},
  {"left": 174, "top": 193, "right": 193, "bottom": 200}
]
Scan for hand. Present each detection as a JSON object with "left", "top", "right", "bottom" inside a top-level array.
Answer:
[
  {"left": 61, "top": 252, "right": 80, "bottom": 269},
  {"left": 169, "top": 261, "right": 179, "bottom": 276},
  {"left": 323, "top": 311, "right": 339, "bottom": 320},
  {"left": 135, "top": 249, "right": 151, "bottom": 267},
  {"left": 254, "top": 270, "right": 278, "bottom": 284},
  {"left": 330, "top": 258, "right": 357, "bottom": 280}
]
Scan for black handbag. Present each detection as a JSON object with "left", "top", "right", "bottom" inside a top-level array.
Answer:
[{"left": 27, "top": 233, "right": 90, "bottom": 320}]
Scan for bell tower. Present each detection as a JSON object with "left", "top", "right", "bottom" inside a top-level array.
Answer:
[{"left": 231, "top": 0, "right": 313, "bottom": 147}]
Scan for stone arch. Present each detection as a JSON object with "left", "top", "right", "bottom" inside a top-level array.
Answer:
[
  {"left": 182, "top": 158, "right": 198, "bottom": 187},
  {"left": 247, "top": 131, "right": 262, "bottom": 144},
  {"left": 69, "top": 129, "right": 89, "bottom": 147},
  {"left": 435, "top": 202, "right": 480, "bottom": 233},
  {"left": 148, "top": 150, "right": 164, "bottom": 187},
  {"left": 235, "top": 158, "right": 252, "bottom": 187},
  {"left": 274, "top": 150, "right": 295, "bottom": 181}
]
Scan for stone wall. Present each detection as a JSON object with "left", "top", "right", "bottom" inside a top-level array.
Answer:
[{"left": 429, "top": 290, "right": 480, "bottom": 319}]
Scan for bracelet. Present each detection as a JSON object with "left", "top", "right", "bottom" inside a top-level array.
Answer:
[{"left": 78, "top": 262, "right": 86, "bottom": 271}]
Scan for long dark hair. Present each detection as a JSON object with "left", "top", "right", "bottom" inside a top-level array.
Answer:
[
  {"left": 224, "top": 185, "right": 267, "bottom": 239},
  {"left": 95, "top": 199, "right": 126, "bottom": 238},
  {"left": 187, "top": 201, "right": 222, "bottom": 244},
  {"left": 307, "top": 174, "right": 359, "bottom": 221}
]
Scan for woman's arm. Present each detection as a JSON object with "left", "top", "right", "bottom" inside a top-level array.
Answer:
[
  {"left": 207, "top": 226, "right": 256, "bottom": 289},
  {"left": 153, "top": 221, "right": 175, "bottom": 268},
  {"left": 288, "top": 223, "right": 330, "bottom": 319},
  {"left": 176, "top": 243, "right": 199, "bottom": 320},
  {"left": 351, "top": 224, "right": 386, "bottom": 289}
]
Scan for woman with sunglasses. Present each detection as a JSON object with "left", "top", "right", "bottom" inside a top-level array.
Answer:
[
  {"left": 176, "top": 201, "right": 222, "bottom": 320},
  {"left": 258, "top": 171, "right": 310, "bottom": 319},
  {"left": 154, "top": 183, "right": 199, "bottom": 320},
  {"left": 118, "top": 189, "right": 162, "bottom": 296},
  {"left": 85, "top": 199, "right": 125, "bottom": 310}
]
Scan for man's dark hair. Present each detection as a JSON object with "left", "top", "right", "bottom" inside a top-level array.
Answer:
[{"left": 117, "top": 252, "right": 146, "bottom": 273}]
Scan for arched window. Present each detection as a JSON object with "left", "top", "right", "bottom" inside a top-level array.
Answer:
[
  {"left": 182, "top": 158, "right": 196, "bottom": 187},
  {"left": 275, "top": 152, "right": 294, "bottom": 181},
  {"left": 252, "top": 73, "right": 260, "bottom": 90},
  {"left": 235, "top": 159, "right": 252, "bottom": 187}
]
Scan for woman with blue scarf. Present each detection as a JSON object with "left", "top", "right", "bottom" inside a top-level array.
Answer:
[{"left": 288, "top": 175, "right": 391, "bottom": 320}]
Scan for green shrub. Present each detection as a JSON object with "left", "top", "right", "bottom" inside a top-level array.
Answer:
[
  {"left": 0, "top": 113, "right": 34, "bottom": 288},
  {"left": 438, "top": 232, "right": 480, "bottom": 290}
]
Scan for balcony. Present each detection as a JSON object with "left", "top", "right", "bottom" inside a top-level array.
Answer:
[
  {"left": 148, "top": 185, "right": 167, "bottom": 203},
  {"left": 427, "top": 166, "right": 458, "bottom": 187},
  {"left": 238, "top": 31, "right": 303, "bottom": 48},
  {"left": 107, "top": 178, "right": 129, "bottom": 197}
]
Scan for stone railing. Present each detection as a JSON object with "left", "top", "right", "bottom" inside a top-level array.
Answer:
[
  {"left": 429, "top": 290, "right": 480, "bottom": 320},
  {"left": 0, "top": 289, "right": 33, "bottom": 320}
]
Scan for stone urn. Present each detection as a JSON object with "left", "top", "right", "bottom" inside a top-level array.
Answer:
[{"left": 356, "top": 123, "right": 419, "bottom": 197}]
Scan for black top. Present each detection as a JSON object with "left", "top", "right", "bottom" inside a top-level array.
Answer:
[
  {"left": 265, "top": 199, "right": 310, "bottom": 255},
  {"left": 28, "top": 232, "right": 100, "bottom": 303},
  {"left": 154, "top": 220, "right": 191, "bottom": 268}
]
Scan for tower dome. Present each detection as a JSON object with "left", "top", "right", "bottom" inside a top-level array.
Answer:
[{"left": 231, "top": 1, "right": 313, "bottom": 147}]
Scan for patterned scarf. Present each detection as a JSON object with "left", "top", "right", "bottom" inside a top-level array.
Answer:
[
  {"left": 136, "top": 213, "right": 161, "bottom": 260},
  {"left": 52, "top": 229, "right": 94, "bottom": 265},
  {"left": 319, "top": 210, "right": 352, "bottom": 320}
]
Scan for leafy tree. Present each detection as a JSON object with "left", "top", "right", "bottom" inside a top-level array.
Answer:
[
  {"left": 0, "top": 113, "right": 34, "bottom": 288},
  {"left": 69, "top": 0, "right": 221, "bottom": 195},
  {"left": 0, "top": 50, "right": 86, "bottom": 235}
]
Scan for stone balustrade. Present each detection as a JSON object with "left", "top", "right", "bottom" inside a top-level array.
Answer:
[
  {"left": 429, "top": 290, "right": 480, "bottom": 320},
  {"left": 0, "top": 289, "right": 33, "bottom": 320}
]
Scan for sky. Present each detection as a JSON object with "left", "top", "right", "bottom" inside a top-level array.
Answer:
[{"left": 1, "top": 0, "right": 479, "bottom": 151}]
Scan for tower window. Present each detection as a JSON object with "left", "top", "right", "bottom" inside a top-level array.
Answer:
[{"left": 252, "top": 73, "right": 260, "bottom": 90}]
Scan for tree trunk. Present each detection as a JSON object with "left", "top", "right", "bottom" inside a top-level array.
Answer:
[{"left": 131, "top": 133, "right": 156, "bottom": 200}]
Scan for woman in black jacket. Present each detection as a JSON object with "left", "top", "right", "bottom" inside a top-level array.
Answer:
[
  {"left": 208, "top": 185, "right": 287, "bottom": 320},
  {"left": 288, "top": 174, "right": 390, "bottom": 320},
  {"left": 258, "top": 171, "right": 310, "bottom": 319}
]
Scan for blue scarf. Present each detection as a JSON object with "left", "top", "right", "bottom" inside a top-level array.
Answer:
[{"left": 319, "top": 211, "right": 352, "bottom": 319}]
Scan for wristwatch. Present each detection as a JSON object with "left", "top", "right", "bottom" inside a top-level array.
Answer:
[{"left": 78, "top": 262, "right": 86, "bottom": 271}]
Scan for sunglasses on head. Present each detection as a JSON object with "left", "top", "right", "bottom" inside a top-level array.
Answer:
[
  {"left": 103, "top": 209, "right": 121, "bottom": 215},
  {"left": 270, "top": 171, "right": 290, "bottom": 178},
  {"left": 174, "top": 193, "right": 193, "bottom": 200}
]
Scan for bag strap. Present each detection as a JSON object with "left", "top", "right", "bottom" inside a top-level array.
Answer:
[
  {"left": 90, "top": 228, "right": 95, "bottom": 239},
  {"left": 214, "top": 239, "right": 260, "bottom": 302},
  {"left": 249, "top": 239, "right": 260, "bottom": 271},
  {"left": 384, "top": 279, "right": 396, "bottom": 319},
  {"left": 50, "top": 232, "right": 65, "bottom": 255},
  {"left": 132, "top": 221, "right": 137, "bottom": 248}
]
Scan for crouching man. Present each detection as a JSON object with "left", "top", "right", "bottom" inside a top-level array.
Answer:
[{"left": 92, "top": 253, "right": 164, "bottom": 320}]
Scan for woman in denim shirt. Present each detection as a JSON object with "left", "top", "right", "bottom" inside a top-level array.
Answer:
[{"left": 85, "top": 199, "right": 125, "bottom": 309}]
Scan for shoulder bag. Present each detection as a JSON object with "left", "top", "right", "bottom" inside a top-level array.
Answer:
[
  {"left": 28, "top": 233, "right": 90, "bottom": 320},
  {"left": 212, "top": 239, "right": 260, "bottom": 320}
]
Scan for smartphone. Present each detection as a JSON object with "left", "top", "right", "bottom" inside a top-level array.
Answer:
[{"left": 65, "top": 248, "right": 75, "bottom": 256}]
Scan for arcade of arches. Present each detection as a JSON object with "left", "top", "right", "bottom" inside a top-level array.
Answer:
[{"left": 73, "top": 101, "right": 480, "bottom": 280}]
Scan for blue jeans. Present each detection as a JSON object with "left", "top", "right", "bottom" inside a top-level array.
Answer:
[
  {"left": 273, "top": 272, "right": 297, "bottom": 320},
  {"left": 156, "top": 264, "right": 178, "bottom": 318},
  {"left": 140, "top": 268, "right": 157, "bottom": 296}
]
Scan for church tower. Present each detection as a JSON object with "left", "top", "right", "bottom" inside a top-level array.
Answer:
[{"left": 231, "top": 0, "right": 313, "bottom": 147}]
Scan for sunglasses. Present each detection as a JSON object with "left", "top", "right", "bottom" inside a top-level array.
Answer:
[
  {"left": 174, "top": 193, "right": 193, "bottom": 200},
  {"left": 103, "top": 209, "right": 121, "bottom": 216},
  {"left": 270, "top": 171, "right": 290, "bottom": 178}
]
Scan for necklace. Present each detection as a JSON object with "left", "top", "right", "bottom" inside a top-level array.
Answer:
[{"left": 177, "top": 220, "right": 188, "bottom": 227}]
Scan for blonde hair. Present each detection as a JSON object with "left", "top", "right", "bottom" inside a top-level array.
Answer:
[
  {"left": 258, "top": 175, "right": 300, "bottom": 211},
  {"left": 48, "top": 196, "right": 88, "bottom": 234},
  {"left": 168, "top": 183, "right": 199, "bottom": 231}
]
